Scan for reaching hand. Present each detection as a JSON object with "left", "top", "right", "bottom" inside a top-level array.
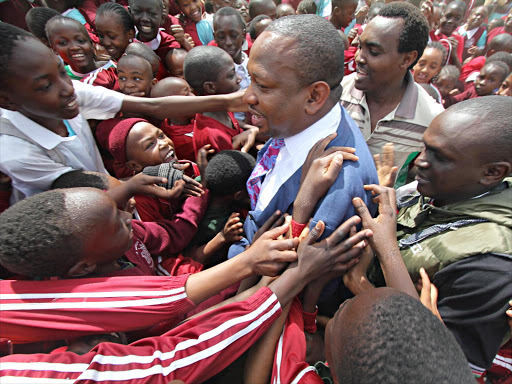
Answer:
[
  {"left": 222, "top": 213, "right": 244, "bottom": 243},
  {"left": 419, "top": 268, "right": 443, "bottom": 323},
  {"left": 297, "top": 217, "right": 372, "bottom": 282},
  {"left": 181, "top": 174, "right": 204, "bottom": 197},
  {"left": 196, "top": 144, "right": 214, "bottom": 184},
  {"left": 225, "top": 90, "right": 249, "bottom": 113},
  {"left": 347, "top": 28, "right": 358, "bottom": 41},
  {"left": 232, "top": 127, "right": 258, "bottom": 152},
  {"left": 253, "top": 210, "right": 286, "bottom": 243},
  {"left": 245, "top": 221, "right": 299, "bottom": 276},
  {"left": 343, "top": 227, "right": 375, "bottom": 294},
  {"left": 352, "top": 184, "right": 398, "bottom": 259},
  {"left": 125, "top": 173, "right": 185, "bottom": 200},
  {"left": 374, "top": 143, "right": 398, "bottom": 187}
]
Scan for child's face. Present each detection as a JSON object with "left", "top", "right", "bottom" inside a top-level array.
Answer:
[
  {"left": 210, "top": 58, "right": 241, "bottom": 95},
  {"left": 498, "top": 72, "right": 512, "bottom": 96},
  {"left": 47, "top": 20, "right": 95, "bottom": 73},
  {"left": 439, "top": 4, "right": 464, "bottom": 36},
  {"left": 95, "top": 12, "right": 134, "bottom": 61},
  {"left": 233, "top": 0, "right": 250, "bottom": 23},
  {"left": 177, "top": 0, "right": 203, "bottom": 23},
  {"left": 467, "top": 7, "right": 488, "bottom": 30},
  {"left": 474, "top": 65, "right": 503, "bottom": 96},
  {"left": 130, "top": 0, "right": 163, "bottom": 41},
  {"left": 0, "top": 38, "right": 80, "bottom": 123},
  {"left": 333, "top": 1, "right": 358, "bottom": 29},
  {"left": 276, "top": 4, "right": 295, "bottom": 18},
  {"left": 166, "top": 51, "right": 187, "bottom": 78},
  {"left": 214, "top": 15, "right": 245, "bottom": 63},
  {"left": 118, "top": 58, "right": 156, "bottom": 97},
  {"left": 126, "top": 122, "right": 177, "bottom": 172},
  {"left": 433, "top": 75, "right": 456, "bottom": 97},
  {"left": 413, "top": 47, "right": 444, "bottom": 84}
]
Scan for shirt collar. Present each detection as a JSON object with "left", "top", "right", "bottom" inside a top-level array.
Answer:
[
  {"left": 1, "top": 110, "right": 75, "bottom": 150},
  {"left": 283, "top": 103, "right": 341, "bottom": 155},
  {"left": 349, "top": 71, "right": 418, "bottom": 119},
  {"left": 135, "top": 29, "right": 163, "bottom": 50}
]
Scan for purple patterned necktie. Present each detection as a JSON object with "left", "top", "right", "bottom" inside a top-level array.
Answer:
[{"left": 246, "top": 138, "right": 285, "bottom": 210}]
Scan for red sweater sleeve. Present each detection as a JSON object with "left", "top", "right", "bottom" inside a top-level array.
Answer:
[
  {"left": 192, "top": 113, "right": 242, "bottom": 154},
  {"left": 132, "top": 190, "right": 209, "bottom": 256},
  {"left": 0, "top": 275, "right": 194, "bottom": 344},
  {"left": 0, "top": 287, "right": 282, "bottom": 384}
]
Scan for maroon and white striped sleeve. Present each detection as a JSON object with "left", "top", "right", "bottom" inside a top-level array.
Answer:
[
  {"left": 0, "top": 287, "right": 282, "bottom": 384},
  {"left": 0, "top": 274, "right": 195, "bottom": 344}
]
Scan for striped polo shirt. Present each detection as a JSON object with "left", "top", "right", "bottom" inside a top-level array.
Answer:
[{"left": 341, "top": 72, "right": 444, "bottom": 168}]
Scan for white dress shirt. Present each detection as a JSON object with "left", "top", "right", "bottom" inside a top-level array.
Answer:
[
  {"left": 255, "top": 103, "right": 342, "bottom": 211},
  {"left": 0, "top": 81, "right": 124, "bottom": 202}
]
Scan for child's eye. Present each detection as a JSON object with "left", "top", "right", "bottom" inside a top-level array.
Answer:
[
  {"left": 119, "top": 76, "right": 126, "bottom": 81},
  {"left": 146, "top": 142, "right": 155, "bottom": 150},
  {"left": 37, "top": 82, "right": 52, "bottom": 92},
  {"left": 134, "top": 77, "right": 142, "bottom": 81}
]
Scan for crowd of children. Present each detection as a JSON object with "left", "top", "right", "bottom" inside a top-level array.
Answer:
[{"left": 0, "top": 0, "right": 511, "bottom": 382}]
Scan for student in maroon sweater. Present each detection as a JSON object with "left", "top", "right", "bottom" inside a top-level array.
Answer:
[
  {"left": 184, "top": 46, "right": 244, "bottom": 155},
  {"left": 151, "top": 77, "right": 197, "bottom": 162}
]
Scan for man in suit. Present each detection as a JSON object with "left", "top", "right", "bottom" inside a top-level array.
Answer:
[{"left": 228, "top": 15, "right": 378, "bottom": 297}]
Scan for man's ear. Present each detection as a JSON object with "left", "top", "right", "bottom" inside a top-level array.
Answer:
[
  {"left": 203, "top": 81, "right": 216, "bottom": 95},
  {"left": 400, "top": 51, "right": 418, "bottom": 70},
  {"left": 0, "top": 92, "right": 20, "bottom": 111},
  {"left": 126, "top": 160, "right": 143, "bottom": 174},
  {"left": 66, "top": 260, "right": 97, "bottom": 277},
  {"left": 480, "top": 162, "right": 512, "bottom": 186},
  {"left": 304, "top": 81, "right": 330, "bottom": 115}
]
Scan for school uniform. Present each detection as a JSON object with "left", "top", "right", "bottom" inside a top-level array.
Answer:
[
  {"left": 0, "top": 81, "right": 124, "bottom": 203},
  {"left": 443, "top": 83, "right": 479, "bottom": 108},
  {"left": 178, "top": 16, "right": 215, "bottom": 47},
  {"left": 134, "top": 30, "right": 181, "bottom": 63},
  {"left": 430, "top": 30, "right": 464, "bottom": 65},
  {"left": 0, "top": 286, "right": 283, "bottom": 384},
  {"left": 460, "top": 55, "right": 486, "bottom": 83},
  {"left": 160, "top": 119, "right": 196, "bottom": 162},
  {"left": 192, "top": 112, "right": 243, "bottom": 154},
  {"left": 486, "top": 26, "right": 512, "bottom": 46},
  {"left": 458, "top": 25, "right": 487, "bottom": 61},
  {"left": 81, "top": 60, "right": 119, "bottom": 91},
  {"left": 0, "top": 275, "right": 195, "bottom": 344}
]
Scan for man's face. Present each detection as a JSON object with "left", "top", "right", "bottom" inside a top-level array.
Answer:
[
  {"left": 0, "top": 38, "right": 79, "bottom": 124},
  {"left": 474, "top": 64, "right": 503, "bottom": 96},
  {"left": 130, "top": 0, "right": 163, "bottom": 41},
  {"left": 355, "top": 16, "right": 407, "bottom": 93},
  {"left": 439, "top": 4, "right": 464, "bottom": 36},
  {"left": 414, "top": 111, "right": 488, "bottom": 205},
  {"left": 244, "top": 32, "right": 312, "bottom": 138},
  {"left": 467, "top": 6, "right": 488, "bottom": 30},
  {"left": 214, "top": 15, "right": 245, "bottom": 63}
]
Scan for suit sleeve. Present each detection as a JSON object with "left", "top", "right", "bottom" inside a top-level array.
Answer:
[
  {"left": 0, "top": 275, "right": 195, "bottom": 344},
  {"left": 0, "top": 287, "right": 282, "bottom": 384}
]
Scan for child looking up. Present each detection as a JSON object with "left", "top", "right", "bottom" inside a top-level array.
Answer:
[
  {"left": 433, "top": 64, "right": 461, "bottom": 107},
  {"left": 445, "top": 61, "right": 510, "bottom": 106},
  {"left": 185, "top": 46, "right": 244, "bottom": 154},
  {"left": 95, "top": 2, "right": 135, "bottom": 62},
  {"left": 117, "top": 54, "right": 157, "bottom": 97},
  {"left": 186, "top": 150, "right": 255, "bottom": 267},
  {"left": 234, "top": 0, "right": 251, "bottom": 24},
  {"left": 413, "top": 41, "right": 447, "bottom": 84},
  {"left": 46, "top": 16, "right": 117, "bottom": 86},
  {"left": 107, "top": 118, "right": 209, "bottom": 224},
  {"left": 0, "top": 23, "right": 245, "bottom": 202},
  {"left": 176, "top": 0, "right": 215, "bottom": 47},
  {"left": 432, "top": 1, "right": 465, "bottom": 68},
  {"left": 151, "top": 77, "right": 197, "bottom": 162},
  {"left": 129, "top": 0, "right": 192, "bottom": 62}
]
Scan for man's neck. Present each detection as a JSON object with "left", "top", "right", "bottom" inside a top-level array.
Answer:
[{"left": 366, "top": 76, "right": 408, "bottom": 107}]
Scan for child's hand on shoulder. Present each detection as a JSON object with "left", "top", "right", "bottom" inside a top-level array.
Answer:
[{"left": 221, "top": 212, "right": 244, "bottom": 243}]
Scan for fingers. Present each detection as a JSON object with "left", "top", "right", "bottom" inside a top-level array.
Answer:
[
  {"left": 271, "top": 237, "right": 300, "bottom": 252},
  {"left": 352, "top": 197, "right": 373, "bottom": 226},
  {"left": 173, "top": 162, "right": 190, "bottom": 171},
  {"left": 241, "top": 135, "right": 255, "bottom": 152},
  {"left": 260, "top": 210, "right": 283, "bottom": 232},
  {"left": 265, "top": 220, "right": 292, "bottom": 240},
  {"left": 324, "top": 153, "right": 344, "bottom": 180},
  {"left": 382, "top": 142, "right": 394, "bottom": 166},
  {"left": 325, "top": 215, "right": 361, "bottom": 248},
  {"left": 331, "top": 227, "right": 373, "bottom": 256},
  {"left": 419, "top": 267, "right": 432, "bottom": 305},
  {"left": 182, "top": 174, "right": 202, "bottom": 188},
  {"left": 304, "top": 221, "right": 326, "bottom": 245},
  {"left": 363, "top": 184, "right": 396, "bottom": 213}
]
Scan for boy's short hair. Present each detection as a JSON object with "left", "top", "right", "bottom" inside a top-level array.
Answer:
[
  {"left": 438, "top": 64, "right": 460, "bottom": 81},
  {"left": 183, "top": 46, "right": 232, "bottom": 93},
  {"left": 45, "top": 16, "right": 90, "bottom": 44},
  {"left": 214, "top": 6, "right": 246, "bottom": 29},
  {"left": 25, "top": 7, "right": 61, "bottom": 41},
  {"left": 205, "top": 150, "right": 256, "bottom": 195},
  {"left": 0, "top": 23, "right": 37, "bottom": 87},
  {"left": 486, "top": 52, "right": 512, "bottom": 73},
  {"left": 249, "top": 14, "right": 272, "bottom": 40},
  {"left": 481, "top": 61, "right": 510, "bottom": 83},
  {"left": 334, "top": 292, "right": 475, "bottom": 383},
  {"left": 124, "top": 42, "right": 160, "bottom": 77},
  {"left": 51, "top": 170, "right": 110, "bottom": 190},
  {"left": 296, "top": 0, "right": 317, "bottom": 14},
  {"left": 118, "top": 54, "right": 153, "bottom": 76},
  {"left": 0, "top": 190, "right": 84, "bottom": 278}
]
